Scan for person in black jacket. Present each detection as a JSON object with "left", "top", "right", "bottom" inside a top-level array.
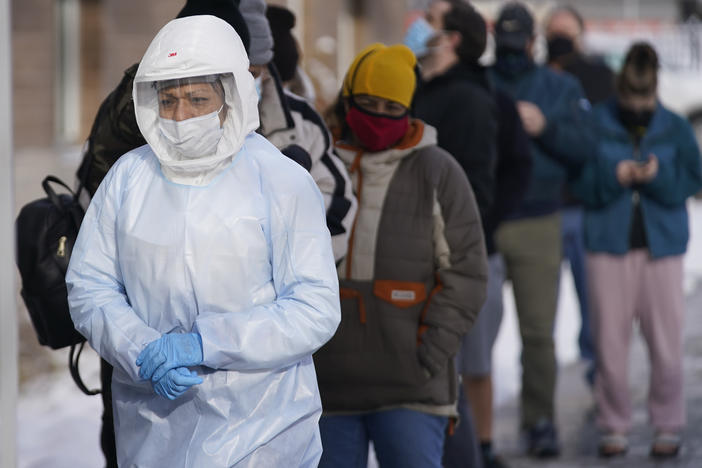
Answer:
[
  {"left": 442, "top": 90, "right": 532, "bottom": 468},
  {"left": 546, "top": 5, "right": 614, "bottom": 105},
  {"left": 410, "top": 2, "right": 530, "bottom": 467},
  {"left": 545, "top": 5, "right": 615, "bottom": 383},
  {"left": 411, "top": 0, "right": 498, "bottom": 227}
]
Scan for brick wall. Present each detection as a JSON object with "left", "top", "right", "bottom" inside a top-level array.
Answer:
[
  {"left": 12, "top": 0, "right": 56, "bottom": 148},
  {"left": 11, "top": 0, "right": 178, "bottom": 149},
  {"left": 11, "top": 0, "right": 409, "bottom": 149}
]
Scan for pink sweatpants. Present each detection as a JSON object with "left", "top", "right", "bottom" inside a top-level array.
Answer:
[{"left": 587, "top": 250, "right": 685, "bottom": 433}]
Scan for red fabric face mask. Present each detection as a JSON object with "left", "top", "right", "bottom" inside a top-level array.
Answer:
[{"left": 345, "top": 105, "right": 409, "bottom": 152}]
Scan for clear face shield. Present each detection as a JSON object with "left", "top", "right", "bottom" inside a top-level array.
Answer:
[{"left": 154, "top": 74, "right": 229, "bottom": 159}]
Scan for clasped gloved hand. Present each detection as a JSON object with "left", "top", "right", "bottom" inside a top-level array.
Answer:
[
  {"left": 153, "top": 367, "right": 203, "bottom": 400},
  {"left": 136, "top": 332, "right": 204, "bottom": 382}
]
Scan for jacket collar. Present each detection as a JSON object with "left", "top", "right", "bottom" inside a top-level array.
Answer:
[
  {"left": 258, "top": 63, "right": 295, "bottom": 137},
  {"left": 420, "top": 61, "right": 492, "bottom": 93},
  {"left": 597, "top": 97, "right": 671, "bottom": 142}
]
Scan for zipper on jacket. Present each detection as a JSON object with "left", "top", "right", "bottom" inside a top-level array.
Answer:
[
  {"left": 632, "top": 141, "right": 641, "bottom": 205},
  {"left": 628, "top": 137, "right": 650, "bottom": 249},
  {"left": 345, "top": 150, "right": 364, "bottom": 280}
]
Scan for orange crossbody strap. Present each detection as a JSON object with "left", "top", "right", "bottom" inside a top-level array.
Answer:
[
  {"left": 344, "top": 151, "right": 363, "bottom": 280},
  {"left": 447, "top": 417, "right": 457, "bottom": 437},
  {"left": 417, "top": 273, "right": 443, "bottom": 345},
  {"left": 340, "top": 287, "right": 366, "bottom": 324}
]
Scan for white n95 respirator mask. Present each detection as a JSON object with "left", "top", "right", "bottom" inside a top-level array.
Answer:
[{"left": 159, "top": 105, "right": 224, "bottom": 159}]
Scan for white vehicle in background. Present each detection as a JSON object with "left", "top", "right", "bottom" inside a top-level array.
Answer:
[{"left": 659, "top": 70, "right": 702, "bottom": 144}]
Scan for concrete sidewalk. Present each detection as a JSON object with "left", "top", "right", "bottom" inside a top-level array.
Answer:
[{"left": 492, "top": 279, "right": 702, "bottom": 467}]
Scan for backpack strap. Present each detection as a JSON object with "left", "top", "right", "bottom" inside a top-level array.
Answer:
[
  {"left": 69, "top": 342, "right": 101, "bottom": 396},
  {"left": 42, "top": 175, "right": 85, "bottom": 230},
  {"left": 42, "top": 176, "right": 76, "bottom": 209}
]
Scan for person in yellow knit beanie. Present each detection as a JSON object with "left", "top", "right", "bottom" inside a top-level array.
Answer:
[
  {"left": 314, "top": 42, "right": 488, "bottom": 468},
  {"left": 340, "top": 43, "right": 417, "bottom": 151}
]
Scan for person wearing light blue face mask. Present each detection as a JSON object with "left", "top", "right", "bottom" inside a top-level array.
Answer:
[
  {"left": 403, "top": 15, "right": 436, "bottom": 58},
  {"left": 412, "top": 3, "right": 503, "bottom": 466}
]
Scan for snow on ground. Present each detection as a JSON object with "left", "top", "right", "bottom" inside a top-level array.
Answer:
[
  {"left": 18, "top": 346, "right": 103, "bottom": 468},
  {"left": 17, "top": 200, "right": 702, "bottom": 467}
]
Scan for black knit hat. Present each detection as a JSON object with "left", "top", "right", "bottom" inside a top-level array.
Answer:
[
  {"left": 177, "top": 0, "right": 251, "bottom": 53},
  {"left": 266, "top": 5, "right": 299, "bottom": 82}
]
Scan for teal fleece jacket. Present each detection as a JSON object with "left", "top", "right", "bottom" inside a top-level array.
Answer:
[{"left": 571, "top": 98, "right": 702, "bottom": 258}]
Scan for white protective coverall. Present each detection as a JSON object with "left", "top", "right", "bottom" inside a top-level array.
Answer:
[{"left": 66, "top": 15, "right": 340, "bottom": 467}]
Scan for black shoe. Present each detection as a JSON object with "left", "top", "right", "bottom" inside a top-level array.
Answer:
[
  {"left": 482, "top": 452, "right": 510, "bottom": 468},
  {"left": 525, "top": 419, "right": 561, "bottom": 458},
  {"left": 584, "top": 361, "right": 596, "bottom": 388},
  {"left": 480, "top": 441, "right": 510, "bottom": 468}
]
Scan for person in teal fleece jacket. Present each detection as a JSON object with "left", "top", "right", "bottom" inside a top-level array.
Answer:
[{"left": 571, "top": 42, "right": 702, "bottom": 460}]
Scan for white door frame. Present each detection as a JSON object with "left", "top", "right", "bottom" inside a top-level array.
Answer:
[{"left": 0, "top": 0, "right": 18, "bottom": 465}]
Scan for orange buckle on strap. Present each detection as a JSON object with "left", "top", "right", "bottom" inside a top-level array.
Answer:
[{"left": 416, "top": 274, "right": 443, "bottom": 345}]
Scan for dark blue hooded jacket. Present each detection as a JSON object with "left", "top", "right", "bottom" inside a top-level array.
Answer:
[{"left": 491, "top": 62, "right": 591, "bottom": 219}]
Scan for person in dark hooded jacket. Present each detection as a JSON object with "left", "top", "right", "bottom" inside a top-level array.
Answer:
[{"left": 487, "top": 1, "right": 593, "bottom": 458}]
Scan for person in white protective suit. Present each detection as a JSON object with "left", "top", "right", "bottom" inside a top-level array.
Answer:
[{"left": 66, "top": 14, "right": 340, "bottom": 468}]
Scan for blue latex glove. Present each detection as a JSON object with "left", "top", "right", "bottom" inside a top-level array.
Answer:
[
  {"left": 136, "top": 333, "right": 203, "bottom": 382},
  {"left": 153, "top": 367, "right": 203, "bottom": 400}
]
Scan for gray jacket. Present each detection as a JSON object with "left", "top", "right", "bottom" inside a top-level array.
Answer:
[{"left": 314, "top": 121, "right": 488, "bottom": 415}]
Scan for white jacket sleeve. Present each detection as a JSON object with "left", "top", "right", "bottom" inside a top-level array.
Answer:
[
  {"left": 288, "top": 95, "right": 357, "bottom": 263},
  {"left": 309, "top": 146, "right": 357, "bottom": 263},
  {"left": 66, "top": 162, "right": 161, "bottom": 383},
  {"left": 194, "top": 172, "right": 341, "bottom": 371}
]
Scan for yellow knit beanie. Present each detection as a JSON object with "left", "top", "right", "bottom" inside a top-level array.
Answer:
[{"left": 342, "top": 43, "right": 417, "bottom": 109}]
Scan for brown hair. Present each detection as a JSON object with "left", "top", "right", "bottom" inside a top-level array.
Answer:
[
  {"left": 442, "top": 0, "right": 488, "bottom": 64},
  {"left": 616, "top": 42, "right": 659, "bottom": 98}
]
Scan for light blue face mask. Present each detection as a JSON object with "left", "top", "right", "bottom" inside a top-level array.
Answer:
[
  {"left": 403, "top": 16, "right": 436, "bottom": 58},
  {"left": 254, "top": 76, "right": 263, "bottom": 102}
]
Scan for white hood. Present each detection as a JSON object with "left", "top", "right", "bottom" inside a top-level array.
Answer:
[{"left": 133, "top": 15, "right": 260, "bottom": 185}]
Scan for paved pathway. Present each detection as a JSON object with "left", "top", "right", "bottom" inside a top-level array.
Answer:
[{"left": 493, "top": 278, "right": 702, "bottom": 467}]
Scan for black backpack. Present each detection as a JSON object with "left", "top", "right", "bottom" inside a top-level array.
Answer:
[{"left": 15, "top": 175, "right": 99, "bottom": 395}]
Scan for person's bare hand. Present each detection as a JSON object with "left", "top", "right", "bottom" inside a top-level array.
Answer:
[
  {"left": 632, "top": 154, "right": 659, "bottom": 183},
  {"left": 616, "top": 160, "right": 638, "bottom": 187},
  {"left": 517, "top": 101, "right": 547, "bottom": 136}
]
